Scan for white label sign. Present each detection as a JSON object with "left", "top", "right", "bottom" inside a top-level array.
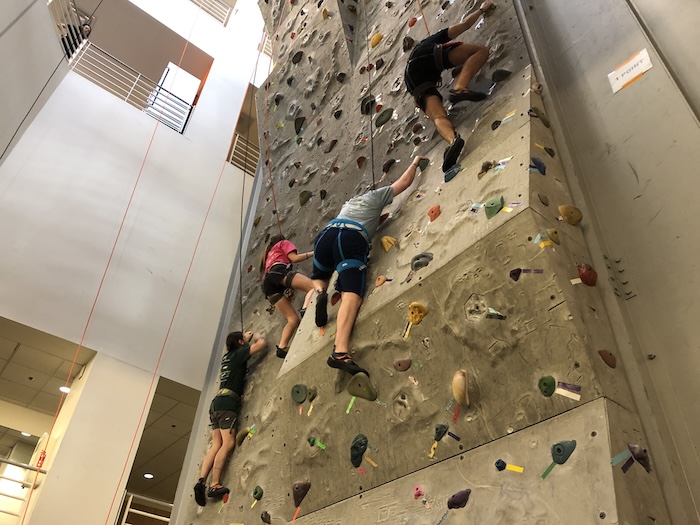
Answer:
[{"left": 608, "top": 48, "right": 653, "bottom": 93}]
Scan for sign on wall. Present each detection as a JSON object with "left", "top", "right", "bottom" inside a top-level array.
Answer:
[{"left": 608, "top": 48, "right": 653, "bottom": 93}]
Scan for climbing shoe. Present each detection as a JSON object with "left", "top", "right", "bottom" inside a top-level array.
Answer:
[
  {"left": 208, "top": 484, "right": 230, "bottom": 499},
  {"left": 448, "top": 89, "right": 487, "bottom": 104},
  {"left": 315, "top": 291, "right": 328, "bottom": 327},
  {"left": 194, "top": 478, "right": 206, "bottom": 506},
  {"left": 442, "top": 135, "right": 465, "bottom": 172},
  {"left": 491, "top": 69, "right": 512, "bottom": 83},
  {"left": 299, "top": 307, "right": 306, "bottom": 318},
  {"left": 327, "top": 352, "right": 368, "bottom": 376},
  {"left": 276, "top": 346, "right": 288, "bottom": 359}
]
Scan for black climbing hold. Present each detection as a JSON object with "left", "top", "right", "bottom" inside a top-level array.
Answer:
[
  {"left": 376, "top": 58, "right": 385, "bottom": 70},
  {"left": 538, "top": 375, "right": 555, "bottom": 397},
  {"left": 538, "top": 193, "right": 549, "bottom": 206},
  {"left": 292, "top": 51, "right": 303, "bottom": 64},
  {"left": 316, "top": 136, "right": 324, "bottom": 146},
  {"left": 320, "top": 189, "right": 327, "bottom": 200},
  {"left": 544, "top": 146, "right": 555, "bottom": 157},
  {"left": 361, "top": 95, "right": 376, "bottom": 115},
  {"left": 253, "top": 215, "right": 262, "bottom": 227},
  {"left": 310, "top": 102, "right": 316, "bottom": 111},
  {"left": 359, "top": 65, "right": 366, "bottom": 74},
  {"left": 491, "top": 69, "right": 512, "bottom": 83},
  {"left": 292, "top": 481, "right": 311, "bottom": 507},
  {"left": 530, "top": 157, "right": 546, "bottom": 175},
  {"left": 299, "top": 191, "right": 312, "bottom": 206},
  {"left": 417, "top": 158, "right": 430, "bottom": 171},
  {"left": 441, "top": 0, "right": 449, "bottom": 8},
  {"left": 411, "top": 252, "right": 433, "bottom": 271},
  {"left": 491, "top": 120, "right": 502, "bottom": 130},
  {"left": 294, "top": 116, "right": 305, "bottom": 135},
  {"left": 382, "top": 159, "right": 396, "bottom": 173},
  {"left": 385, "top": 1, "right": 393, "bottom": 6},
  {"left": 261, "top": 511, "right": 272, "bottom": 523},
  {"left": 447, "top": 488, "right": 471, "bottom": 509},
  {"left": 336, "top": 72, "right": 347, "bottom": 83},
  {"left": 347, "top": 4, "right": 357, "bottom": 13},
  {"left": 274, "top": 93, "right": 283, "bottom": 105},
  {"left": 291, "top": 384, "right": 308, "bottom": 403},
  {"left": 413, "top": 137, "right": 421, "bottom": 145},
  {"left": 287, "top": 76, "right": 295, "bottom": 86},
  {"left": 324, "top": 139, "right": 338, "bottom": 153},
  {"left": 628, "top": 443, "right": 652, "bottom": 473},
  {"left": 403, "top": 36, "right": 415, "bottom": 52},
  {"left": 434, "top": 424, "right": 449, "bottom": 442},
  {"left": 350, "top": 434, "right": 368, "bottom": 467},
  {"left": 495, "top": 459, "right": 507, "bottom": 471},
  {"left": 357, "top": 156, "right": 367, "bottom": 169},
  {"left": 288, "top": 179, "right": 296, "bottom": 188},
  {"left": 551, "top": 440, "right": 576, "bottom": 464},
  {"left": 478, "top": 160, "right": 495, "bottom": 178},
  {"left": 412, "top": 123, "right": 424, "bottom": 134},
  {"left": 529, "top": 106, "right": 550, "bottom": 127},
  {"left": 375, "top": 108, "right": 394, "bottom": 127},
  {"left": 348, "top": 24, "right": 354, "bottom": 31},
  {"left": 334, "top": 109, "right": 343, "bottom": 119}
]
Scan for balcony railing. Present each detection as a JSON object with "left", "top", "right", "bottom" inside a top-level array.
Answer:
[
  {"left": 117, "top": 492, "right": 172, "bottom": 525},
  {"left": 189, "top": 0, "right": 232, "bottom": 25},
  {"left": 0, "top": 457, "right": 47, "bottom": 521},
  {"left": 229, "top": 133, "right": 260, "bottom": 175}
]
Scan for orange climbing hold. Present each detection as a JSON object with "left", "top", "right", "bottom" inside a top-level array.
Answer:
[{"left": 427, "top": 205, "right": 441, "bottom": 222}]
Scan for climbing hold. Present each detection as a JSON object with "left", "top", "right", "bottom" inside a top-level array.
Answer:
[
  {"left": 381, "top": 235, "right": 397, "bottom": 251},
  {"left": 408, "top": 302, "right": 428, "bottom": 324},
  {"left": 545, "top": 146, "right": 556, "bottom": 157},
  {"left": 447, "top": 489, "right": 471, "bottom": 509},
  {"left": 336, "top": 72, "right": 346, "bottom": 83},
  {"left": 299, "top": 191, "right": 313, "bottom": 206},
  {"left": 403, "top": 36, "right": 415, "bottom": 52},
  {"left": 386, "top": 1, "right": 394, "bottom": 6},
  {"left": 253, "top": 486, "right": 264, "bottom": 500},
  {"left": 538, "top": 376, "right": 556, "bottom": 397},
  {"left": 551, "top": 440, "right": 576, "bottom": 464},
  {"left": 417, "top": 157, "right": 430, "bottom": 171},
  {"left": 307, "top": 387, "right": 317, "bottom": 402},
  {"left": 375, "top": 108, "right": 394, "bottom": 128},
  {"left": 546, "top": 228, "right": 560, "bottom": 244},
  {"left": 434, "top": 424, "right": 449, "bottom": 441},
  {"left": 577, "top": 263, "right": 597, "bottom": 286},
  {"left": 274, "top": 93, "right": 284, "bottom": 106},
  {"left": 370, "top": 33, "right": 383, "bottom": 47},
  {"left": 382, "top": 159, "right": 396, "bottom": 173},
  {"left": 253, "top": 215, "right": 262, "bottom": 227},
  {"left": 558, "top": 205, "right": 583, "bottom": 225},
  {"left": 484, "top": 195, "right": 505, "bottom": 219},
  {"left": 324, "top": 139, "right": 338, "bottom": 153},
  {"left": 316, "top": 136, "right": 324, "bottom": 147},
  {"left": 290, "top": 32, "right": 296, "bottom": 39},
  {"left": 375, "top": 275, "right": 388, "bottom": 287},
  {"left": 322, "top": 7, "right": 330, "bottom": 18},
  {"left": 598, "top": 350, "right": 617, "bottom": 369},
  {"left": 287, "top": 76, "right": 295, "bottom": 86},
  {"left": 261, "top": 510, "right": 272, "bottom": 523},
  {"left": 331, "top": 291, "right": 341, "bottom": 306},
  {"left": 333, "top": 109, "right": 342, "bottom": 119},
  {"left": 538, "top": 193, "right": 549, "bottom": 206},
  {"left": 376, "top": 58, "right": 385, "bottom": 70},
  {"left": 452, "top": 370, "right": 469, "bottom": 407},
  {"left": 530, "top": 157, "right": 547, "bottom": 175},
  {"left": 294, "top": 116, "right": 305, "bottom": 134},
  {"left": 412, "top": 123, "right": 424, "bottom": 134},
  {"left": 394, "top": 358, "right": 412, "bottom": 371},
  {"left": 532, "top": 82, "right": 543, "bottom": 95},
  {"left": 427, "top": 205, "right": 441, "bottom": 222},
  {"left": 292, "top": 481, "right": 311, "bottom": 507},
  {"left": 628, "top": 443, "right": 652, "bottom": 473},
  {"left": 413, "top": 486, "right": 424, "bottom": 499},
  {"left": 411, "top": 252, "right": 433, "bottom": 271},
  {"left": 485, "top": 307, "right": 506, "bottom": 320},
  {"left": 359, "top": 65, "right": 366, "bottom": 74},
  {"left": 366, "top": 63, "right": 375, "bottom": 72},
  {"left": 347, "top": 4, "right": 357, "bottom": 13},
  {"left": 291, "top": 384, "right": 308, "bottom": 403},
  {"left": 350, "top": 434, "right": 369, "bottom": 467},
  {"left": 361, "top": 95, "right": 376, "bottom": 115},
  {"left": 236, "top": 426, "right": 251, "bottom": 446},
  {"left": 320, "top": 189, "right": 327, "bottom": 200},
  {"left": 408, "top": 16, "right": 417, "bottom": 27},
  {"left": 529, "top": 106, "right": 550, "bottom": 127},
  {"left": 347, "top": 372, "right": 378, "bottom": 401},
  {"left": 357, "top": 156, "right": 367, "bottom": 169},
  {"left": 292, "top": 51, "right": 304, "bottom": 64},
  {"left": 491, "top": 69, "right": 512, "bottom": 82},
  {"left": 495, "top": 459, "right": 507, "bottom": 471},
  {"left": 288, "top": 179, "right": 297, "bottom": 188},
  {"left": 478, "top": 160, "right": 495, "bottom": 178},
  {"left": 491, "top": 120, "right": 502, "bottom": 130}
]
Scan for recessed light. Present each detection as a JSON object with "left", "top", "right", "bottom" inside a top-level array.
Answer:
[
  {"left": 21, "top": 432, "right": 32, "bottom": 437},
  {"left": 59, "top": 386, "right": 71, "bottom": 394},
  {"left": 144, "top": 473, "right": 154, "bottom": 479}
]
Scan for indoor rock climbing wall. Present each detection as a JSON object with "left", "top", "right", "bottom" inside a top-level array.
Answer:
[{"left": 189, "top": 0, "right": 671, "bottom": 522}]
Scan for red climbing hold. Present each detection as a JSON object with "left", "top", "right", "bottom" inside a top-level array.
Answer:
[
  {"left": 408, "top": 16, "right": 417, "bottom": 27},
  {"left": 427, "top": 205, "right": 441, "bottom": 222},
  {"left": 577, "top": 263, "right": 597, "bottom": 286}
]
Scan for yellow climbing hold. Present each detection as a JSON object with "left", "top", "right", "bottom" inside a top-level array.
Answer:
[
  {"left": 370, "top": 33, "right": 383, "bottom": 48},
  {"left": 322, "top": 7, "right": 330, "bottom": 18},
  {"left": 381, "top": 235, "right": 396, "bottom": 252}
]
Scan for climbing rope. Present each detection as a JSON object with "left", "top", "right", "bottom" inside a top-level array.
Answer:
[
  {"left": 362, "top": 0, "right": 377, "bottom": 188},
  {"left": 415, "top": 0, "right": 431, "bottom": 35}
]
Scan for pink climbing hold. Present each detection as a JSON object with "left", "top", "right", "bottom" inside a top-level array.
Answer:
[{"left": 413, "top": 485, "right": 424, "bottom": 499}]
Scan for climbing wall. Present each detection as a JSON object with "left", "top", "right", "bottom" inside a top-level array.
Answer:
[{"left": 190, "top": 0, "right": 671, "bottom": 522}]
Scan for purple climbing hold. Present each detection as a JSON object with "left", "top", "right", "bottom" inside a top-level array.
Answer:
[
  {"left": 447, "top": 489, "right": 471, "bottom": 509},
  {"left": 376, "top": 58, "right": 385, "bottom": 70},
  {"left": 324, "top": 139, "right": 338, "bottom": 153}
]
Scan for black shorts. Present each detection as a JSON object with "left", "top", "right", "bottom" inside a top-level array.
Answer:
[
  {"left": 209, "top": 409, "right": 238, "bottom": 430},
  {"left": 262, "top": 264, "right": 297, "bottom": 304},
  {"left": 405, "top": 41, "right": 462, "bottom": 110},
  {"left": 311, "top": 228, "right": 369, "bottom": 297}
]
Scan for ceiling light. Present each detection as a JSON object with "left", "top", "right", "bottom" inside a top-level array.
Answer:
[
  {"left": 59, "top": 386, "right": 71, "bottom": 394},
  {"left": 143, "top": 473, "right": 154, "bottom": 479},
  {"left": 21, "top": 432, "right": 32, "bottom": 437}
]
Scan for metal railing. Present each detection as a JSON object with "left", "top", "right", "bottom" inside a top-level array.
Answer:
[
  {"left": 118, "top": 492, "right": 172, "bottom": 525},
  {"left": 229, "top": 133, "right": 260, "bottom": 174},
  {"left": 70, "top": 42, "right": 193, "bottom": 134},
  {"left": 0, "top": 458, "right": 47, "bottom": 520},
  {"left": 49, "top": 0, "right": 92, "bottom": 60},
  {"left": 189, "top": 0, "right": 232, "bottom": 25}
]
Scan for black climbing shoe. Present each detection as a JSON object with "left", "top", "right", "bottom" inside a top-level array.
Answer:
[
  {"left": 448, "top": 89, "right": 487, "bottom": 104},
  {"left": 491, "top": 69, "right": 512, "bottom": 83},
  {"left": 276, "top": 346, "right": 288, "bottom": 359},
  {"left": 442, "top": 135, "right": 465, "bottom": 172},
  {"left": 327, "top": 352, "right": 368, "bottom": 376},
  {"left": 315, "top": 292, "right": 328, "bottom": 327},
  {"left": 208, "top": 484, "right": 230, "bottom": 499},
  {"left": 194, "top": 479, "right": 206, "bottom": 506}
]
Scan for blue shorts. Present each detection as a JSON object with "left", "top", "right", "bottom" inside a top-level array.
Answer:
[{"left": 311, "top": 228, "right": 369, "bottom": 297}]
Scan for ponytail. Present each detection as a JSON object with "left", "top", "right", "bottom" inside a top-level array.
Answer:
[{"left": 259, "top": 234, "right": 286, "bottom": 275}]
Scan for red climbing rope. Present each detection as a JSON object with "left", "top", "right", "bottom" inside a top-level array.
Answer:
[{"left": 416, "top": 0, "right": 431, "bottom": 35}]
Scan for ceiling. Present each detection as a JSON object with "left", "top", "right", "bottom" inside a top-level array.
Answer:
[
  {"left": 0, "top": 425, "right": 39, "bottom": 460},
  {"left": 126, "top": 377, "right": 200, "bottom": 503},
  {"left": 0, "top": 317, "right": 96, "bottom": 417}
]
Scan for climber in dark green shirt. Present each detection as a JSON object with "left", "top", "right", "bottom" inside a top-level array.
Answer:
[{"left": 193, "top": 330, "right": 266, "bottom": 505}]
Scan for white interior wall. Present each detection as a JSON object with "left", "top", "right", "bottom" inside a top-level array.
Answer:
[{"left": 0, "top": 0, "right": 263, "bottom": 390}]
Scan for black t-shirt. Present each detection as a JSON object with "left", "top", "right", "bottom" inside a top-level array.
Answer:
[
  {"left": 211, "top": 345, "right": 250, "bottom": 412},
  {"left": 406, "top": 28, "right": 452, "bottom": 86}
]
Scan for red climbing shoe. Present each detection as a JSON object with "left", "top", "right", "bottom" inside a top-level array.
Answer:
[{"left": 327, "top": 352, "right": 368, "bottom": 376}]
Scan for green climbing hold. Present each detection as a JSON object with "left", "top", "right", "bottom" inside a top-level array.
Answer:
[
  {"left": 375, "top": 108, "right": 394, "bottom": 128},
  {"left": 484, "top": 195, "right": 505, "bottom": 219},
  {"left": 299, "top": 191, "right": 312, "bottom": 206},
  {"left": 291, "top": 384, "right": 308, "bottom": 403},
  {"left": 434, "top": 423, "right": 449, "bottom": 441},
  {"left": 551, "top": 440, "right": 576, "bottom": 464},
  {"left": 417, "top": 157, "right": 430, "bottom": 171},
  {"left": 253, "top": 215, "right": 262, "bottom": 227},
  {"left": 252, "top": 485, "right": 264, "bottom": 500},
  {"left": 294, "top": 116, "right": 305, "bottom": 135},
  {"left": 538, "top": 375, "right": 556, "bottom": 397}
]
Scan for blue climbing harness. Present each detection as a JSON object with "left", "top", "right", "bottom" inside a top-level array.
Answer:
[{"left": 313, "top": 219, "right": 370, "bottom": 275}]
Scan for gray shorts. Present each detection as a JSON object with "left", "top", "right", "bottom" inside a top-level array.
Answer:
[{"left": 209, "top": 409, "right": 238, "bottom": 430}]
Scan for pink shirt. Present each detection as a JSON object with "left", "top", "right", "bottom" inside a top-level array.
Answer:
[{"left": 265, "top": 240, "right": 298, "bottom": 273}]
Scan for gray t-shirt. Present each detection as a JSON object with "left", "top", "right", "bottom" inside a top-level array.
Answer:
[{"left": 336, "top": 186, "right": 394, "bottom": 238}]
